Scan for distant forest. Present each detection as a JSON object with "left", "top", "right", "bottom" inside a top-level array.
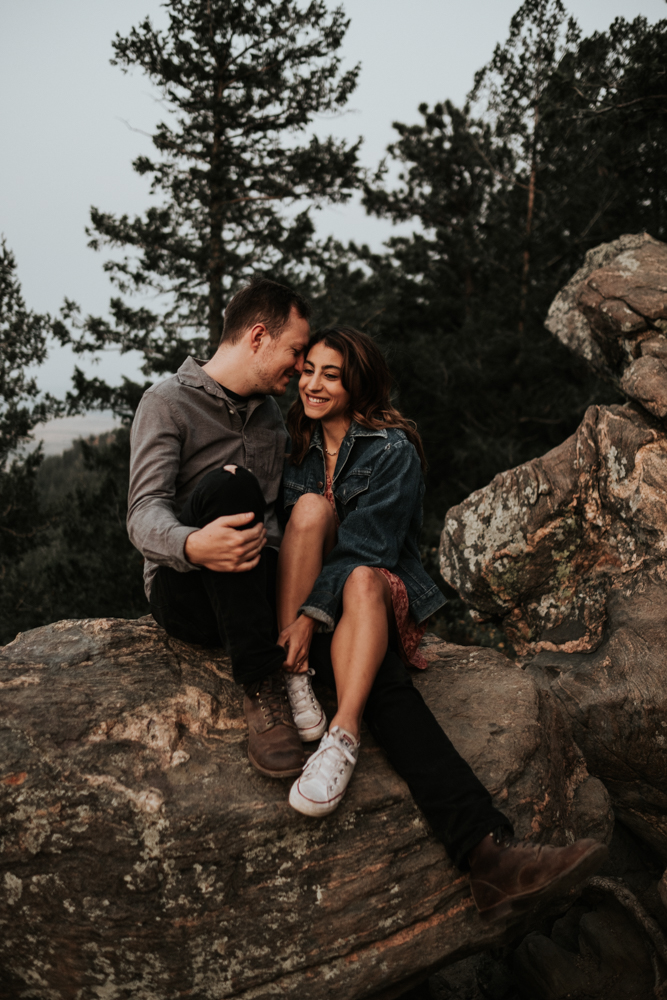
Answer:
[{"left": 2, "top": 0, "right": 666, "bottom": 645}]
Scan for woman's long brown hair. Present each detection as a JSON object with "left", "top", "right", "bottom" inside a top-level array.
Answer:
[{"left": 288, "top": 326, "right": 427, "bottom": 470}]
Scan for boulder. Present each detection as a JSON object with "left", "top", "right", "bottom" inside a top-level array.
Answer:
[
  {"left": 440, "top": 234, "right": 667, "bottom": 861},
  {"left": 0, "top": 618, "right": 610, "bottom": 1000},
  {"left": 440, "top": 401, "right": 667, "bottom": 658},
  {"left": 523, "top": 582, "right": 667, "bottom": 861},
  {"left": 440, "top": 408, "right": 667, "bottom": 858},
  {"left": 545, "top": 231, "right": 667, "bottom": 418},
  {"left": 511, "top": 885, "right": 659, "bottom": 1000}
]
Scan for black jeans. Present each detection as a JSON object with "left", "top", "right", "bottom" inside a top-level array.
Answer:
[
  {"left": 151, "top": 466, "right": 510, "bottom": 868},
  {"left": 150, "top": 466, "right": 285, "bottom": 685},
  {"left": 309, "top": 634, "right": 510, "bottom": 869}
]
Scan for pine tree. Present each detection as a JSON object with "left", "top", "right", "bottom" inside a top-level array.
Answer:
[
  {"left": 0, "top": 239, "right": 61, "bottom": 464},
  {"left": 469, "top": 0, "right": 579, "bottom": 331},
  {"left": 355, "top": 4, "right": 667, "bottom": 522},
  {"left": 0, "top": 239, "right": 64, "bottom": 643},
  {"left": 467, "top": 4, "right": 667, "bottom": 330},
  {"left": 66, "top": 0, "right": 361, "bottom": 415}
]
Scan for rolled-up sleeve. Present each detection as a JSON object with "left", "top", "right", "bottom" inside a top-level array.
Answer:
[{"left": 127, "top": 392, "right": 198, "bottom": 574}]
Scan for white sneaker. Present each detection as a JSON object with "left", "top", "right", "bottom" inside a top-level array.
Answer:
[
  {"left": 289, "top": 726, "right": 360, "bottom": 817},
  {"left": 284, "top": 669, "right": 327, "bottom": 742}
]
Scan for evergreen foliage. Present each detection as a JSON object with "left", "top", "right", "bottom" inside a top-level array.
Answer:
[
  {"left": 0, "top": 239, "right": 60, "bottom": 464},
  {"left": 65, "top": 0, "right": 361, "bottom": 420},
  {"left": 340, "top": 3, "right": 667, "bottom": 525},
  {"left": 1, "top": 430, "right": 147, "bottom": 645},
  {"left": 0, "top": 239, "right": 65, "bottom": 644},
  {"left": 4, "top": 1, "right": 667, "bottom": 646}
]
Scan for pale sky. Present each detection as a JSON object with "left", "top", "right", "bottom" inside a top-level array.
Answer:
[{"left": 1, "top": 0, "right": 665, "bottom": 452}]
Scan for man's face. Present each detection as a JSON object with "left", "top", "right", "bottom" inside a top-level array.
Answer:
[{"left": 253, "top": 306, "right": 310, "bottom": 395}]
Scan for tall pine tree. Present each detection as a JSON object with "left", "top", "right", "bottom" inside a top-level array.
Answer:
[
  {"left": 354, "top": 2, "right": 667, "bottom": 523},
  {"left": 0, "top": 239, "right": 64, "bottom": 643},
  {"left": 469, "top": 0, "right": 580, "bottom": 331},
  {"left": 66, "top": 0, "right": 361, "bottom": 416}
]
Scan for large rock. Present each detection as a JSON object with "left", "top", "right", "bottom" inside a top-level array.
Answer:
[
  {"left": 440, "top": 234, "right": 667, "bottom": 862},
  {"left": 545, "top": 232, "right": 667, "bottom": 417},
  {"left": 0, "top": 618, "right": 610, "bottom": 1000},
  {"left": 525, "top": 581, "right": 667, "bottom": 861},
  {"left": 440, "top": 401, "right": 667, "bottom": 657},
  {"left": 440, "top": 404, "right": 667, "bottom": 860}
]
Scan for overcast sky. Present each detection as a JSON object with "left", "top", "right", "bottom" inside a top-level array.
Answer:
[{"left": 1, "top": 0, "right": 665, "bottom": 452}]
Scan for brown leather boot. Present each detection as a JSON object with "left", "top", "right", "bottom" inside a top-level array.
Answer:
[
  {"left": 468, "top": 828, "right": 608, "bottom": 924},
  {"left": 244, "top": 671, "right": 305, "bottom": 778}
]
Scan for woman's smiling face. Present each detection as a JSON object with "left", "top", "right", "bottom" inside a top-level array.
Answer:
[{"left": 299, "top": 341, "right": 350, "bottom": 422}]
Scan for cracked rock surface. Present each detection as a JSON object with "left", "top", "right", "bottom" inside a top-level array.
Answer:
[
  {"left": 545, "top": 232, "right": 667, "bottom": 418},
  {"left": 0, "top": 619, "right": 610, "bottom": 1000},
  {"left": 440, "top": 233, "right": 667, "bottom": 862}
]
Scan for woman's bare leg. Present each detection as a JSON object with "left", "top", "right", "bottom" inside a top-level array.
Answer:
[
  {"left": 329, "top": 566, "right": 393, "bottom": 740},
  {"left": 277, "top": 493, "right": 336, "bottom": 631}
]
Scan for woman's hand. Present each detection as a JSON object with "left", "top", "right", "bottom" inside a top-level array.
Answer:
[{"left": 279, "top": 615, "right": 317, "bottom": 673}]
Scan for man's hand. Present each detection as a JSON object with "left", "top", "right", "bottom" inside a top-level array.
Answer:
[
  {"left": 184, "top": 512, "right": 267, "bottom": 572},
  {"left": 279, "top": 615, "right": 317, "bottom": 673}
]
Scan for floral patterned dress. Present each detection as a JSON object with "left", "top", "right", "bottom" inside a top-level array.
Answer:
[{"left": 324, "top": 474, "right": 427, "bottom": 670}]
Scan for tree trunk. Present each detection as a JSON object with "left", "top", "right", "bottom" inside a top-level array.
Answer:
[
  {"left": 518, "top": 106, "right": 538, "bottom": 334},
  {"left": 208, "top": 58, "right": 226, "bottom": 354}
]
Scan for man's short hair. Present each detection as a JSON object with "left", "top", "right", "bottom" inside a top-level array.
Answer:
[{"left": 221, "top": 277, "right": 311, "bottom": 345}]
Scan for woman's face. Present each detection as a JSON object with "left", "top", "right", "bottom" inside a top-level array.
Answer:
[{"left": 299, "top": 341, "right": 350, "bottom": 422}]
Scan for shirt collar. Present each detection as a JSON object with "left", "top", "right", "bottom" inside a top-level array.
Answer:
[{"left": 177, "top": 356, "right": 266, "bottom": 410}]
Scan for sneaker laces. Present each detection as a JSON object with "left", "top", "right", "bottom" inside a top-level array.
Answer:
[
  {"left": 286, "top": 669, "right": 318, "bottom": 712},
  {"left": 301, "top": 729, "right": 357, "bottom": 790}
]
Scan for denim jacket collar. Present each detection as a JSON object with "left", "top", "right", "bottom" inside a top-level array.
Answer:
[{"left": 309, "top": 421, "right": 387, "bottom": 484}]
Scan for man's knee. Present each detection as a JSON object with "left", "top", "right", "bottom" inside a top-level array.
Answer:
[
  {"left": 181, "top": 466, "right": 265, "bottom": 527},
  {"left": 290, "top": 492, "right": 335, "bottom": 532}
]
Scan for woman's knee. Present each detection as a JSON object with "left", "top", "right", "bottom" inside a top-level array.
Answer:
[
  {"left": 290, "top": 492, "right": 335, "bottom": 532},
  {"left": 343, "top": 565, "right": 387, "bottom": 603}
]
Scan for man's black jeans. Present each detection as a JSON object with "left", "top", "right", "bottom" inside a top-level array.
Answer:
[
  {"left": 150, "top": 466, "right": 510, "bottom": 869},
  {"left": 150, "top": 465, "right": 285, "bottom": 685}
]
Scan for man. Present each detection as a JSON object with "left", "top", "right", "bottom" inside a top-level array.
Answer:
[
  {"left": 128, "top": 277, "right": 606, "bottom": 924},
  {"left": 128, "top": 277, "right": 311, "bottom": 778}
]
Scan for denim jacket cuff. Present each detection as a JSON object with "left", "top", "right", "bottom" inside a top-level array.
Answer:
[{"left": 299, "top": 604, "right": 335, "bottom": 634}]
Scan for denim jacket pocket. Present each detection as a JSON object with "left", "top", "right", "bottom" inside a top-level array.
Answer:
[{"left": 334, "top": 468, "right": 371, "bottom": 506}]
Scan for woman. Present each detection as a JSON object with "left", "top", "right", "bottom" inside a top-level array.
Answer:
[
  {"left": 275, "top": 326, "right": 606, "bottom": 926},
  {"left": 276, "top": 326, "right": 446, "bottom": 817}
]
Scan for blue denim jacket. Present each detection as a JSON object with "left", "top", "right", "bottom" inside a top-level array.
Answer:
[{"left": 283, "top": 422, "right": 446, "bottom": 630}]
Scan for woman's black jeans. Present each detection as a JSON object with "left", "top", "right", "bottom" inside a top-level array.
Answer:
[
  {"left": 309, "top": 634, "right": 511, "bottom": 869},
  {"left": 150, "top": 466, "right": 285, "bottom": 686},
  {"left": 150, "top": 465, "right": 511, "bottom": 869}
]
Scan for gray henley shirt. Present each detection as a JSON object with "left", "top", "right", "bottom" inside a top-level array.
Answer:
[{"left": 127, "top": 356, "right": 287, "bottom": 599}]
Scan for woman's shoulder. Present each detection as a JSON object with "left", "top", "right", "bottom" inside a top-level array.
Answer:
[
  {"left": 349, "top": 423, "right": 409, "bottom": 446},
  {"left": 366, "top": 426, "right": 416, "bottom": 457},
  {"left": 383, "top": 426, "right": 410, "bottom": 446},
  {"left": 355, "top": 427, "right": 421, "bottom": 479}
]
